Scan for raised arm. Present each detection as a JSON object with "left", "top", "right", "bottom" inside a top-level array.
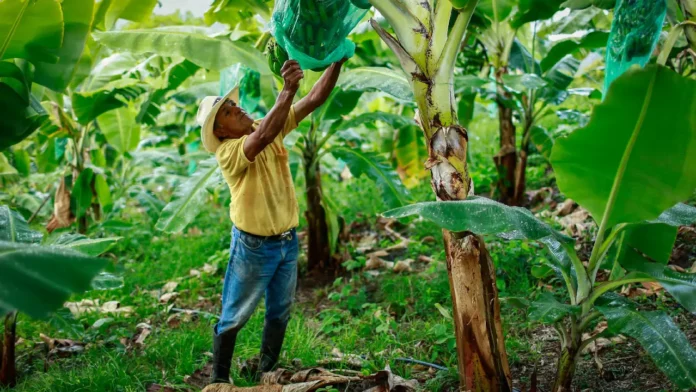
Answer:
[
  {"left": 293, "top": 58, "right": 347, "bottom": 123},
  {"left": 243, "top": 60, "right": 303, "bottom": 161}
]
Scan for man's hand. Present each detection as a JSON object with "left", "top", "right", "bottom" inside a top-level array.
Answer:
[
  {"left": 293, "top": 58, "right": 346, "bottom": 122},
  {"left": 281, "top": 60, "right": 303, "bottom": 92}
]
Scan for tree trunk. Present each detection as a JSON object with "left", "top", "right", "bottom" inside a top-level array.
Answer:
[
  {"left": 0, "top": 312, "right": 18, "bottom": 388},
  {"left": 513, "top": 149, "right": 527, "bottom": 206},
  {"left": 304, "top": 160, "right": 332, "bottom": 274},
  {"left": 420, "top": 79, "right": 513, "bottom": 391},
  {"left": 553, "top": 340, "right": 580, "bottom": 392},
  {"left": 494, "top": 67, "right": 517, "bottom": 206},
  {"left": 444, "top": 232, "right": 512, "bottom": 392}
]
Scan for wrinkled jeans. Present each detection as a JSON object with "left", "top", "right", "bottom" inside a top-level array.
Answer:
[{"left": 215, "top": 226, "right": 298, "bottom": 336}]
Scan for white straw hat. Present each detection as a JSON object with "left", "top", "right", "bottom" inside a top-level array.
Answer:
[{"left": 196, "top": 87, "right": 240, "bottom": 154}]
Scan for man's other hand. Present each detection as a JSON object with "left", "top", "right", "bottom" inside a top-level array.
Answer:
[{"left": 281, "top": 60, "right": 303, "bottom": 92}]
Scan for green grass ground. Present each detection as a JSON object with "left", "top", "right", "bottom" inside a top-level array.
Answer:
[{"left": 3, "top": 171, "right": 691, "bottom": 392}]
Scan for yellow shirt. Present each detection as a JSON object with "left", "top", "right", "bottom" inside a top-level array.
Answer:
[{"left": 215, "top": 107, "right": 299, "bottom": 236}]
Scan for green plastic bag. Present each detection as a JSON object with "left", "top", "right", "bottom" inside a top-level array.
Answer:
[
  {"left": 219, "top": 64, "right": 264, "bottom": 116},
  {"left": 271, "top": 0, "right": 370, "bottom": 71},
  {"left": 604, "top": 0, "right": 666, "bottom": 93}
]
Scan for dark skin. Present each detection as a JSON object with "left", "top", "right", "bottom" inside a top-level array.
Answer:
[{"left": 213, "top": 59, "right": 347, "bottom": 161}]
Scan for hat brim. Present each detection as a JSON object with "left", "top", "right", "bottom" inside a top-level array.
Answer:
[{"left": 201, "top": 87, "right": 241, "bottom": 154}]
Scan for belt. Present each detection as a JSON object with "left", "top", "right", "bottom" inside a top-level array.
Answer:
[{"left": 238, "top": 228, "right": 294, "bottom": 241}]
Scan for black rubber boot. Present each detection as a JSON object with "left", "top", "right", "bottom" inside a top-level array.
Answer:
[
  {"left": 258, "top": 318, "right": 289, "bottom": 374},
  {"left": 211, "top": 326, "right": 239, "bottom": 384}
]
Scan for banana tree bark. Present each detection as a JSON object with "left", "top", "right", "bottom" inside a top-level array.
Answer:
[
  {"left": 553, "top": 334, "right": 581, "bottom": 392},
  {"left": 369, "top": 1, "right": 512, "bottom": 389},
  {"left": 303, "top": 156, "right": 332, "bottom": 274},
  {"left": 494, "top": 68, "right": 517, "bottom": 206},
  {"left": 0, "top": 312, "right": 17, "bottom": 388}
]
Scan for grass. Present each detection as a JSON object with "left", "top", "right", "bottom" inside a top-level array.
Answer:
[{"left": 3, "top": 157, "right": 691, "bottom": 392}]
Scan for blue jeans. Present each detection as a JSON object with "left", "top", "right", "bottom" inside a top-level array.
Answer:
[{"left": 215, "top": 226, "right": 299, "bottom": 336}]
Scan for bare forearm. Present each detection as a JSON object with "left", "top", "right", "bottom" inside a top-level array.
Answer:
[
  {"left": 256, "top": 87, "right": 295, "bottom": 142},
  {"left": 309, "top": 62, "right": 343, "bottom": 104},
  {"left": 294, "top": 61, "right": 345, "bottom": 121}
]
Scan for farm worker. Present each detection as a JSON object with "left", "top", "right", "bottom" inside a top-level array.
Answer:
[{"left": 196, "top": 58, "right": 347, "bottom": 384}]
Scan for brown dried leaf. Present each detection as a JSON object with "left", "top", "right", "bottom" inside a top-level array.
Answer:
[
  {"left": 146, "top": 384, "right": 183, "bottom": 392},
  {"left": 417, "top": 255, "right": 433, "bottom": 263},
  {"left": 420, "top": 236, "right": 436, "bottom": 244},
  {"left": 640, "top": 281, "right": 664, "bottom": 294},
  {"left": 203, "top": 263, "right": 217, "bottom": 274},
  {"left": 46, "top": 178, "right": 73, "bottom": 233},
  {"left": 393, "top": 259, "right": 413, "bottom": 273},
  {"left": 160, "top": 292, "right": 179, "bottom": 304},
  {"left": 555, "top": 199, "right": 578, "bottom": 217},
  {"left": 163, "top": 281, "right": 179, "bottom": 293}
]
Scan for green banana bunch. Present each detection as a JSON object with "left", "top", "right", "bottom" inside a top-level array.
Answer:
[{"left": 266, "top": 38, "right": 289, "bottom": 77}]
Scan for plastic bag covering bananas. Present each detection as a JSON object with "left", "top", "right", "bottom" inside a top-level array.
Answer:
[
  {"left": 604, "top": 0, "right": 666, "bottom": 93},
  {"left": 270, "top": 0, "right": 369, "bottom": 71}
]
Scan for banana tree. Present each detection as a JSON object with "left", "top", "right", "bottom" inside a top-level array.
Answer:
[
  {"left": 0, "top": 205, "right": 117, "bottom": 387},
  {"left": 367, "top": 0, "right": 514, "bottom": 389},
  {"left": 474, "top": 0, "right": 602, "bottom": 206},
  {"left": 386, "top": 65, "right": 696, "bottom": 391},
  {"left": 1, "top": 0, "right": 165, "bottom": 234}
]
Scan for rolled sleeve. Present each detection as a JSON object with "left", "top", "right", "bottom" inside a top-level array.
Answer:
[
  {"left": 216, "top": 136, "right": 252, "bottom": 177},
  {"left": 282, "top": 106, "right": 299, "bottom": 137}
]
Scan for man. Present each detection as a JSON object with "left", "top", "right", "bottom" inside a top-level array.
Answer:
[{"left": 195, "top": 58, "right": 346, "bottom": 384}]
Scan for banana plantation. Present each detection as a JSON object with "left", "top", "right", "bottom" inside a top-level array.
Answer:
[{"left": 2, "top": 0, "right": 696, "bottom": 391}]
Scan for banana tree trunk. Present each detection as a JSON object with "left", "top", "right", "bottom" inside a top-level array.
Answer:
[
  {"left": 426, "top": 80, "right": 513, "bottom": 392},
  {"left": 494, "top": 68, "right": 517, "bottom": 206},
  {"left": 369, "top": 2, "right": 511, "bottom": 388},
  {"left": 304, "top": 159, "right": 332, "bottom": 274},
  {"left": 0, "top": 312, "right": 18, "bottom": 388},
  {"left": 553, "top": 333, "right": 581, "bottom": 392}
]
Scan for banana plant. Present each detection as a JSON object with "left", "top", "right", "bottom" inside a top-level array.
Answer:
[
  {"left": 1, "top": 0, "right": 163, "bottom": 234},
  {"left": 0, "top": 205, "right": 118, "bottom": 387},
  {"left": 473, "top": 0, "right": 605, "bottom": 206},
  {"left": 386, "top": 65, "right": 696, "bottom": 391},
  {"left": 366, "top": 0, "right": 514, "bottom": 389},
  {"left": 291, "top": 67, "right": 414, "bottom": 273}
]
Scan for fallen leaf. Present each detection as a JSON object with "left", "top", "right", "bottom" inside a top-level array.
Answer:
[
  {"left": 393, "top": 259, "right": 413, "bottom": 273},
  {"left": 185, "top": 362, "right": 213, "bottom": 390},
  {"left": 555, "top": 199, "right": 577, "bottom": 217},
  {"left": 417, "top": 255, "right": 433, "bottom": 264},
  {"left": 40, "top": 333, "right": 85, "bottom": 358},
  {"left": 365, "top": 255, "right": 388, "bottom": 270},
  {"left": 146, "top": 384, "right": 181, "bottom": 392},
  {"left": 91, "top": 318, "right": 114, "bottom": 329},
  {"left": 668, "top": 264, "right": 686, "bottom": 273},
  {"left": 367, "top": 250, "right": 389, "bottom": 259},
  {"left": 163, "top": 281, "right": 179, "bottom": 293},
  {"left": 356, "top": 234, "right": 377, "bottom": 253},
  {"left": 203, "top": 263, "right": 217, "bottom": 274},
  {"left": 190, "top": 269, "right": 202, "bottom": 277},
  {"left": 160, "top": 292, "right": 179, "bottom": 304},
  {"left": 640, "top": 281, "right": 664, "bottom": 295}
]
